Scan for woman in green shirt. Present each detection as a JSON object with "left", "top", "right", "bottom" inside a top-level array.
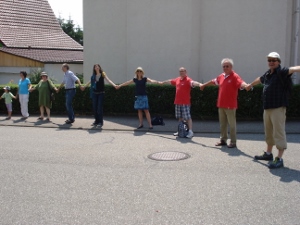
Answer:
[{"left": 30, "top": 72, "right": 57, "bottom": 121}]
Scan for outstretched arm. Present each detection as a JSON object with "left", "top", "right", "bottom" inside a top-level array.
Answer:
[
  {"left": 105, "top": 75, "right": 117, "bottom": 88},
  {"left": 147, "top": 78, "right": 159, "bottom": 84},
  {"left": 80, "top": 81, "right": 91, "bottom": 91},
  {"left": 240, "top": 81, "right": 248, "bottom": 90},
  {"left": 159, "top": 79, "right": 172, "bottom": 85},
  {"left": 245, "top": 77, "right": 261, "bottom": 91},
  {"left": 200, "top": 80, "right": 215, "bottom": 91},
  {"left": 116, "top": 80, "right": 134, "bottom": 89},
  {"left": 289, "top": 66, "right": 300, "bottom": 74},
  {"left": 191, "top": 81, "right": 202, "bottom": 88}
]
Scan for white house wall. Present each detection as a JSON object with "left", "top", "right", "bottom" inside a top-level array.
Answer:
[
  {"left": 44, "top": 64, "right": 83, "bottom": 83},
  {"left": 84, "top": 0, "right": 299, "bottom": 84},
  {"left": 0, "top": 64, "right": 83, "bottom": 85},
  {"left": 0, "top": 67, "right": 31, "bottom": 85}
]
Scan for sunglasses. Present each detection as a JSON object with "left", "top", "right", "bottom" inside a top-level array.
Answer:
[
  {"left": 222, "top": 65, "right": 230, "bottom": 68},
  {"left": 268, "top": 59, "right": 278, "bottom": 62},
  {"left": 136, "top": 70, "right": 142, "bottom": 73}
]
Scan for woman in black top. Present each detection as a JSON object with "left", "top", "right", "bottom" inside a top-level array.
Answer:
[
  {"left": 81, "top": 64, "right": 116, "bottom": 127},
  {"left": 117, "top": 67, "right": 158, "bottom": 129}
]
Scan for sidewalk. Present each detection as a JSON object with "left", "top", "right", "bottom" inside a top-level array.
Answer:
[{"left": 0, "top": 115, "right": 299, "bottom": 134}]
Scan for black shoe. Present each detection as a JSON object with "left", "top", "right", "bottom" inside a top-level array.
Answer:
[
  {"left": 65, "top": 119, "right": 75, "bottom": 124},
  {"left": 254, "top": 152, "right": 273, "bottom": 161}
]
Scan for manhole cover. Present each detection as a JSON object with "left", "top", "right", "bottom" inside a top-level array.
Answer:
[{"left": 148, "top": 151, "right": 190, "bottom": 161}]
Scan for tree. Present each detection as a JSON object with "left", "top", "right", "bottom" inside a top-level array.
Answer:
[{"left": 58, "top": 17, "right": 83, "bottom": 46}]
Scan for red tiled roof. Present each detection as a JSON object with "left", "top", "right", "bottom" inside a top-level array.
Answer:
[
  {"left": 0, "top": 47, "right": 83, "bottom": 63},
  {"left": 0, "top": 0, "right": 83, "bottom": 50}
]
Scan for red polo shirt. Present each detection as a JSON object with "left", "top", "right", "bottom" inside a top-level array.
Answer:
[
  {"left": 213, "top": 70, "right": 243, "bottom": 109},
  {"left": 170, "top": 76, "right": 193, "bottom": 105}
]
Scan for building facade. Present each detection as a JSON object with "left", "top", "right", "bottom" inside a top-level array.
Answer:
[{"left": 84, "top": 0, "right": 300, "bottom": 84}]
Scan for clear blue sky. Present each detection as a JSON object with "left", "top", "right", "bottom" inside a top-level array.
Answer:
[{"left": 47, "top": 0, "right": 83, "bottom": 28}]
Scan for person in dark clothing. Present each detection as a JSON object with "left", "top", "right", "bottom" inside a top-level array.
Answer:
[
  {"left": 246, "top": 52, "right": 300, "bottom": 168},
  {"left": 117, "top": 67, "right": 159, "bottom": 129},
  {"left": 81, "top": 64, "right": 117, "bottom": 128}
]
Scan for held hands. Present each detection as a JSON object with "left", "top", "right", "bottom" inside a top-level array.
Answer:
[
  {"left": 245, "top": 84, "right": 253, "bottom": 91},
  {"left": 80, "top": 85, "right": 85, "bottom": 91},
  {"left": 199, "top": 83, "right": 205, "bottom": 91}
]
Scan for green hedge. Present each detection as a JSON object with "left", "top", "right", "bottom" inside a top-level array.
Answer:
[{"left": 0, "top": 84, "right": 299, "bottom": 119}]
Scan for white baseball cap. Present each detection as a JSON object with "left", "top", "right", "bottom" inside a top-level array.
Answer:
[{"left": 267, "top": 52, "right": 280, "bottom": 59}]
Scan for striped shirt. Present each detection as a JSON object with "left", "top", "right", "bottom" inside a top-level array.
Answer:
[{"left": 62, "top": 70, "right": 79, "bottom": 89}]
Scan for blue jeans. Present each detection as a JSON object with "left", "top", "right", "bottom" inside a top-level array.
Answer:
[
  {"left": 92, "top": 93, "right": 104, "bottom": 124},
  {"left": 65, "top": 89, "right": 76, "bottom": 121}
]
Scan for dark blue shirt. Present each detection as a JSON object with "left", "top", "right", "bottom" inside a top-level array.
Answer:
[
  {"left": 260, "top": 66, "right": 292, "bottom": 109},
  {"left": 133, "top": 77, "right": 147, "bottom": 96}
]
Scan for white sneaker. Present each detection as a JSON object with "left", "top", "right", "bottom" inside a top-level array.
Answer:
[
  {"left": 186, "top": 130, "right": 194, "bottom": 138},
  {"left": 173, "top": 132, "right": 178, "bottom": 136}
]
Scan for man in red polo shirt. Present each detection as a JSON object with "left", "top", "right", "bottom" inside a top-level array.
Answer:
[
  {"left": 161, "top": 67, "right": 202, "bottom": 138},
  {"left": 200, "top": 58, "right": 247, "bottom": 148}
]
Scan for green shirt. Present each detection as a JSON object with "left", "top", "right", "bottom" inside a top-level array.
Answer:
[{"left": 1, "top": 92, "right": 15, "bottom": 104}]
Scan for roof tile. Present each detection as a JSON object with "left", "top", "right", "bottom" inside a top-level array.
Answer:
[
  {"left": 0, "top": 0, "right": 83, "bottom": 50},
  {"left": 0, "top": 47, "right": 83, "bottom": 63}
]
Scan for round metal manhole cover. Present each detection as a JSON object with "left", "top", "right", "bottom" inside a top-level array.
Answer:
[{"left": 148, "top": 151, "right": 190, "bottom": 161}]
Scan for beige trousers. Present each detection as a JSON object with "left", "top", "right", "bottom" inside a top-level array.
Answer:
[
  {"left": 264, "top": 107, "right": 287, "bottom": 150},
  {"left": 218, "top": 108, "right": 236, "bottom": 144}
]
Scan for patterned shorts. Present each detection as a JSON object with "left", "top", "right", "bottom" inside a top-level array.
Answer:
[{"left": 175, "top": 105, "right": 191, "bottom": 120}]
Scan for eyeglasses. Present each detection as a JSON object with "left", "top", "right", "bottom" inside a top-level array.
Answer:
[
  {"left": 268, "top": 59, "right": 278, "bottom": 63},
  {"left": 222, "top": 65, "right": 230, "bottom": 68}
]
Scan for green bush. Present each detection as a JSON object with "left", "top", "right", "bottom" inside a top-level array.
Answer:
[{"left": 0, "top": 84, "right": 299, "bottom": 119}]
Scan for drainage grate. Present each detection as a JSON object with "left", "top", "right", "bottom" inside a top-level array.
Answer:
[{"left": 148, "top": 151, "right": 190, "bottom": 161}]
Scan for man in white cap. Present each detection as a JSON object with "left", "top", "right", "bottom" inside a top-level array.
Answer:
[{"left": 246, "top": 52, "right": 300, "bottom": 168}]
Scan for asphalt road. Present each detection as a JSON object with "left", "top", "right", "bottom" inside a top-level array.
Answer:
[{"left": 0, "top": 125, "right": 299, "bottom": 225}]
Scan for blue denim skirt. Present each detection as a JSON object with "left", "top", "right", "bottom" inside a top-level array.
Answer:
[{"left": 134, "top": 95, "right": 149, "bottom": 110}]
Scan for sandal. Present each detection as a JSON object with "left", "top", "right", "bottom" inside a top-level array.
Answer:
[
  {"left": 137, "top": 125, "right": 143, "bottom": 129},
  {"left": 37, "top": 117, "right": 44, "bottom": 120}
]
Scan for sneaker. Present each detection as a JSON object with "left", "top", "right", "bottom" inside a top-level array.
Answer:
[
  {"left": 96, "top": 124, "right": 103, "bottom": 128},
  {"left": 91, "top": 122, "right": 97, "bottom": 126},
  {"left": 254, "top": 152, "right": 273, "bottom": 161},
  {"left": 268, "top": 157, "right": 284, "bottom": 169},
  {"left": 186, "top": 130, "right": 194, "bottom": 138},
  {"left": 65, "top": 119, "right": 75, "bottom": 124},
  {"left": 173, "top": 132, "right": 178, "bottom": 136},
  {"left": 227, "top": 143, "right": 236, "bottom": 148}
]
